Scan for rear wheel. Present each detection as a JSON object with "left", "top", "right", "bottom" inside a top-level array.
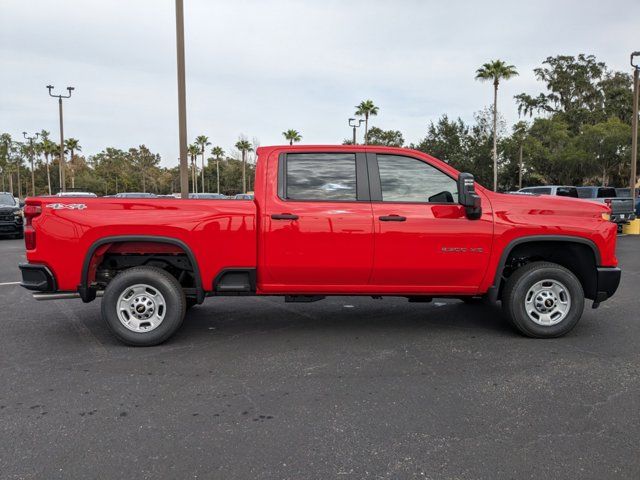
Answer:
[
  {"left": 101, "top": 266, "right": 186, "bottom": 346},
  {"left": 502, "top": 261, "right": 584, "bottom": 338}
]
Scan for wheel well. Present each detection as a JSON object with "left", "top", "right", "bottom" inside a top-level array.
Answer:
[
  {"left": 82, "top": 238, "right": 203, "bottom": 303},
  {"left": 499, "top": 241, "right": 598, "bottom": 300}
]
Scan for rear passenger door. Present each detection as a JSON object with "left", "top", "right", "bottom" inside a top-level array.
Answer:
[
  {"left": 261, "top": 151, "right": 374, "bottom": 290},
  {"left": 368, "top": 153, "right": 493, "bottom": 292}
]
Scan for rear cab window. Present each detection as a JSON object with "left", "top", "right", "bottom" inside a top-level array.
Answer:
[
  {"left": 282, "top": 153, "right": 359, "bottom": 201},
  {"left": 597, "top": 188, "right": 617, "bottom": 198}
]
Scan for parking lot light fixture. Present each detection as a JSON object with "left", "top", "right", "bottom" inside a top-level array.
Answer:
[
  {"left": 630, "top": 52, "right": 639, "bottom": 205},
  {"left": 46, "top": 85, "right": 74, "bottom": 193},
  {"left": 22, "top": 131, "right": 40, "bottom": 196},
  {"left": 348, "top": 118, "right": 365, "bottom": 145}
]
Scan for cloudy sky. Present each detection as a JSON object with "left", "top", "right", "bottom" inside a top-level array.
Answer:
[{"left": 1, "top": 0, "right": 639, "bottom": 165}]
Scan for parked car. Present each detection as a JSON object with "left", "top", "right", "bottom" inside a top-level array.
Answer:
[
  {"left": 0, "top": 192, "right": 24, "bottom": 239},
  {"left": 189, "top": 193, "right": 228, "bottom": 199},
  {"left": 517, "top": 186, "right": 579, "bottom": 198},
  {"left": 19, "top": 145, "right": 621, "bottom": 345},
  {"left": 575, "top": 187, "right": 635, "bottom": 224},
  {"left": 234, "top": 194, "right": 254, "bottom": 200},
  {"left": 55, "top": 192, "right": 98, "bottom": 197},
  {"left": 615, "top": 188, "right": 640, "bottom": 217},
  {"left": 114, "top": 192, "right": 157, "bottom": 198}
]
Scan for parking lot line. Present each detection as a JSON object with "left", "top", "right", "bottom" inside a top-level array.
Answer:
[{"left": 0, "top": 281, "right": 20, "bottom": 286}]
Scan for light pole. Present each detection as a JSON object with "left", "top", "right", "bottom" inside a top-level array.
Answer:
[
  {"left": 630, "top": 52, "right": 639, "bottom": 205},
  {"left": 349, "top": 118, "right": 364, "bottom": 145},
  {"left": 22, "top": 131, "right": 40, "bottom": 196},
  {"left": 175, "top": 0, "right": 189, "bottom": 199},
  {"left": 46, "top": 85, "right": 74, "bottom": 193}
]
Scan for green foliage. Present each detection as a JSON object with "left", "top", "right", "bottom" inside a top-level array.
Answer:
[
  {"left": 365, "top": 127, "right": 404, "bottom": 147},
  {"left": 282, "top": 129, "right": 302, "bottom": 145}
]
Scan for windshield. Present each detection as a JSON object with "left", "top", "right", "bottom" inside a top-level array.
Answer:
[{"left": 0, "top": 193, "right": 16, "bottom": 206}]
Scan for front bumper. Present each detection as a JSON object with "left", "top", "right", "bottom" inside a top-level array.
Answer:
[
  {"left": 0, "top": 222, "right": 22, "bottom": 235},
  {"left": 593, "top": 267, "right": 621, "bottom": 306},
  {"left": 19, "top": 263, "right": 56, "bottom": 292}
]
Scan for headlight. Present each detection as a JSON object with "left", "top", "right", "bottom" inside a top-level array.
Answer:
[
  {"left": 14, "top": 213, "right": 22, "bottom": 222},
  {"left": 602, "top": 213, "right": 611, "bottom": 221}
]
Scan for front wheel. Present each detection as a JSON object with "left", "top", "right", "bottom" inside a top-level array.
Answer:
[
  {"left": 101, "top": 266, "right": 186, "bottom": 346},
  {"left": 502, "top": 261, "right": 584, "bottom": 338}
]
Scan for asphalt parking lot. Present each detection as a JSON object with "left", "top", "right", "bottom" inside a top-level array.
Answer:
[{"left": 0, "top": 236, "right": 639, "bottom": 479}]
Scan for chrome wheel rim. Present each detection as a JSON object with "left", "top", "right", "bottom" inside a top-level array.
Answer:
[
  {"left": 117, "top": 284, "right": 166, "bottom": 333},
  {"left": 524, "top": 279, "right": 571, "bottom": 326}
]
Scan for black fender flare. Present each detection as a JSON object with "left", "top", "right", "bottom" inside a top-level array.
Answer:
[
  {"left": 486, "top": 235, "right": 600, "bottom": 303},
  {"left": 79, "top": 235, "right": 204, "bottom": 304}
]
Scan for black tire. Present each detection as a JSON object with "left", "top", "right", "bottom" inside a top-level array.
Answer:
[
  {"left": 502, "top": 261, "right": 584, "bottom": 338},
  {"left": 101, "top": 266, "right": 186, "bottom": 346}
]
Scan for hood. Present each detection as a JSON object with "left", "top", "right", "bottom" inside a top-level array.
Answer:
[
  {"left": 0, "top": 205, "right": 20, "bottom": 214},
  {"left": 490, "top": 192, "right": 609, "bottom": 219}
]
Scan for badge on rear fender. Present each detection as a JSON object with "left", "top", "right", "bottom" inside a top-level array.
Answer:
[{"left": 46, "top": 203, "right": 87, "bottom": 210}]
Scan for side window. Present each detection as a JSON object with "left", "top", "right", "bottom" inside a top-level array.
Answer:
[
  {"left": 377, "top": 155, "right": 457, "bottom": 203},
  {"left": 533, "top": 187, "right": 552, "bottom": 195},
  {"left": 285, "top": 153, "right": 357, "bottom": 201},
  {"left": 556, "top": 187, "right": 578, "bottom": 198}
]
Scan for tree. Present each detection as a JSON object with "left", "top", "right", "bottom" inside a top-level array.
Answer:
[
  {"left": 210, "top": 146, "right": 224, "bottom": 194},
  {"left": 365, "top": 127, "right": 404, "bottom": 147},
  {"left": 195, "top": 135, "right": 211, "bottom": 193},
  {"left": 282, "top": 129, "right": 302, "bottom": 146},
  {"left": 354, "top": 100, "right": 379, "bottom": 145},
  {"left": 38, "top": 131, "right": 54, "bottom": 195},
  {"left": 64, "top": 138, "right": 81, "bottom": 189},
  {"left": 514, "top": 54, "right": 616, "bottom": 132},
  {"left": 187, "top": 143, "right": 200, "bottom": 193},
  {"left": 412, "top": 115, "right": 470, "bottom": 171},
  {"left": 475, "top": 60, "right": 519, "bottom": 191},
  {"left": 235, "top": 137, "right": 253, "bottom": 193},
  {"left": 580, "top": 117, "right": 631, "bottom": 186},
  {"left": 512, "top": 121, "right": 529, "bottom": 189}
]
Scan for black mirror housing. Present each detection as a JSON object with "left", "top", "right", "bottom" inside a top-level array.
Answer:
[{"left": 457, "top": 172, "right": 482, "bottom": 220}]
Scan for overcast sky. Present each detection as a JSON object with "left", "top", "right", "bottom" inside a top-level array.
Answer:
[{"left": 1, "top": 0, "right": 639, "bottom": 166}]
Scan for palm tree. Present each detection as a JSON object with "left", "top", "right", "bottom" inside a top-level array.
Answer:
[
  {"left": 195, "top": 135, "right": 211, "bottom": 193},
  {"left": 354, "top": 100, "right": 379, "bottom": 145},
  {"left": 64, "top": 138, "right": 81, "bottom": 189},
  {"left": 187, "top": 144, "right": 200, "bottom": 193},
  {"left": 40, "top": 139, "right": 57, "bottom": 195},
  {"left": 211, "top": 146, "right": 224, "bottom": 194},
  {"left": 475, "top": 60, "right": 518, "bottom": 191},
  {"left": 282, "top": 129, "right": 302, "bottom": 146},
  {"left": 235, "top": 138, "right": 253, "bottom": 193}
]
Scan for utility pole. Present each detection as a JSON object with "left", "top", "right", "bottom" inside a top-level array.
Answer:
[
  {"left": 631, "top": 52, "right": 639, "bottom": 205},
  {"left": 349, "top": 118, "right": 364, "bottom": 145},
  {"left": 46, "top": 85, "right": 74, "bottom": 193},
  {"left": 175, "top": 0, "right": 189, "bottom": 199},
  {"left": 22, "top": 131, "right": 40, "bottom": 196}
]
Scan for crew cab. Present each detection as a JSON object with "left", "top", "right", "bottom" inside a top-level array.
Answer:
[{"left": 19, "top": 146, "right": 621, "bottom": 345}]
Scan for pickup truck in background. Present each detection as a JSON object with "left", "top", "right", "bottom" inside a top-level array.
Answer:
[
  {"left": 517, "top": 185, "right": 579, "bottom": 198},
  {"left": 19, "top": 146, "right": 621, "bottom": 346},
  {"left": 615, "top": 188, "right": 640, "bottom": 217},
  {"left": 576, "top": 186, "right": 636, "bottom": 224}
]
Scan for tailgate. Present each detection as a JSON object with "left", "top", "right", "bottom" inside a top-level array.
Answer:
[{"left": 610, "top": 198, "right": 634, "bottom": 215}]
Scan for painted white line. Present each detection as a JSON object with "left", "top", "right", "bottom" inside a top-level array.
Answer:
[{"left": 0, "top": 281, "right": 20, "bottom": 286}]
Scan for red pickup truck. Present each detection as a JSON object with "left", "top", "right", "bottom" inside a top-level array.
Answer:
[{"left": 19, "top": 145, "right": 621, "bottom": 345}]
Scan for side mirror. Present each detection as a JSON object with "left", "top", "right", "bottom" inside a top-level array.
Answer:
[{"left": 457, "top": 172, "right": 482, "bottom": 220}]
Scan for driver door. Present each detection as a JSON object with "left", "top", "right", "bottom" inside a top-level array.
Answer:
[{"left": 368, "top": 153, "right": 493, "bottom": 293}]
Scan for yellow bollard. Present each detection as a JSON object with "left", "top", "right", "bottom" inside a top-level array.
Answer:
[{"left": 622, "top": 219, "right": 640, "bottom": 235}]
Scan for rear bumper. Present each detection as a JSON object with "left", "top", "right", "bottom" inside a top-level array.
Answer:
[
  {"left": 611, "top": 213, "right": 635, "bottom": 224},
  {"left": 19, "top": 263, "right": 56, "bottom": 292},
  {"left": 593, "top": 267, "right": 621, "bottom": 305}
]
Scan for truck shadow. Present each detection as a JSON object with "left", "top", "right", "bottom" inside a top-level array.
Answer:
[{"left": 175, "top": 297, "right": 517, "bottom": 343}]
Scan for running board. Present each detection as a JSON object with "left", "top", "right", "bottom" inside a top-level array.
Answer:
[{"left": 33, "top": 291, "right": 104, "bottom": 301}]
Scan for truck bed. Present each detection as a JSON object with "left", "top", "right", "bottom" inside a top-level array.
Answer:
[{"left": 25, "top": 197, "right": 257, "bottom": 292}]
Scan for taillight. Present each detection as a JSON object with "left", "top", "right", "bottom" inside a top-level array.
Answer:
[
  {"left": 604, "top": 198, "right": 612, "bottom": 206},
  {"left": 24, "top": 203, "right": 41, "bottom": 250},
  {"left": 24, "top": 204, "right": 41, "bottom": 226}
]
